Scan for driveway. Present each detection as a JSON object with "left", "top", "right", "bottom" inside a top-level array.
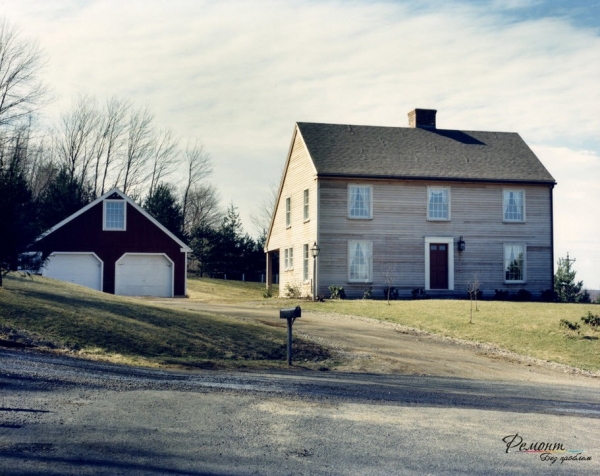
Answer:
[{"left": 147, "top": 299, "right": 600, "bottom": 387}]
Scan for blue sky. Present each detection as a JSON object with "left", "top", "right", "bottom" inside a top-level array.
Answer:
[{"left": 3, "top": 0, "right": 599, "bottom": 288}]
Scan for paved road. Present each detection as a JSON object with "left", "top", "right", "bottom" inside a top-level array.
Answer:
[{"left": 1, "top": 348, "right": 599, "bottom": 475}]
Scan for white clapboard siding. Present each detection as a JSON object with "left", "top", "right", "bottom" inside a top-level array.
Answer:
[
  {"left": 266, "top": 128, "right": 318, "bottom": 297},
  {"left": 317, "top": 179, "right": 553, "bottom": 299}
]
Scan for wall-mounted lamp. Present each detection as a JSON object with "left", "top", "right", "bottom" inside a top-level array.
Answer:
[{"left": 458, "top": 236, "right": 466, "bottom": 252}]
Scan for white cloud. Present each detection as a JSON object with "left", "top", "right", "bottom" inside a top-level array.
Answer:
[{"left": 2, "top": 0, "right": 599, "bottom": 286}]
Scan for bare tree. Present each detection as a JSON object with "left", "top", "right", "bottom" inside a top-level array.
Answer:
[
  {"left": 118, "top": 106, "right": 154, "bottom": 195},
  {"left": 0, "top": 18, "right": 49, "bottom": 129},
  {"left": 148, "top": 128, "right": 179, "bottom": 197},
  {"left": 54, "top": 94, "right": 99, "bottom": 183},
  {"left": 92, "top": 97, "right": 129, "bottom": 197},
  {"left": 181, "top": 139, "right": 212, "bottom": 225},
  {"left": 382, "top": 263, "right": 396, "bottom": 304},
  {"left": 250, "top": 178, "right": 279, "bottom": 239},
  {"left": 466, "top": 274, "right": 482, "bottom": 324},
  {"left": 183, "top": 183, "right": 221, "bottom": 233}
]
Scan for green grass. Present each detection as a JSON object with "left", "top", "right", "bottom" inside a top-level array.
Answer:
[{"left": 0, "top": 274, "right": 328, "bottom": 370}]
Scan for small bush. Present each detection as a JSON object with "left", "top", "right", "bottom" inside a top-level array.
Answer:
[
  {"left": 560, "top": 319, "right": 580, "bottom": 332},
  {"left": 383, "top": 287, "right": 399, "bottom": 300},
  {"left": 515, "top": 289, "right": 532, "bottom": 302},
  {"left": 362, "top": 287, "right": 373, "bottom": 299},
  {"left": 581, "top": 311, "right": 600, "bottom": 329},
  {"left": 540, "top": 289, "right": 556, "bottom": 302},
  {"left": 284, "top": 282, "right": 301, "bottom": 299},
  {"left": 329, "top": 285, "right": 346, "bottom": 300},
  {"left": 263, "top": 288, "right": 272, "bottom": 299},
  {"left": 493, "top": 289, "right": 510, "bottom": 301},
  {"left": 411, "top": 288, "right": 429, "bottom": 300}
]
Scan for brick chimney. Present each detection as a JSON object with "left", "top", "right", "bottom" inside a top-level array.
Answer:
[{"left": 408, "top": 108, "right": 437, "bottom": 129}]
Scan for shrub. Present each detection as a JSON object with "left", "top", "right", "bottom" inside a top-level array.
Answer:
[
  {"left": 329, "top": 285, "right": 346, "bottom": 300},
  {"left": 383, "top": 286, "right": 399, "bottom": 300},
  {"left": 284, "top": 282, "right": 301, "bottom": 299},
  {"left": 559, "top": 319, "right": 580, "bottom": 332},
  {"left": 263, "top": 288, "right": 272, "bottom": 299},
  {"left": 493, "top": 289, "right": 510, "bottom": 301},
  {"left": 581, "top": 311, "right": 600, "bottom": 329},
  {"left": 411, "top": 288, "right": 429, "bottom": 300},
  {"left": 515, "top": 289, "right": 532, "bottom": 302},
  {"left": 540, "top": 289, "right": 557, "bottom": 302},
  {"left": 362, "top": 287, "right": 373, "bottom": 300}
]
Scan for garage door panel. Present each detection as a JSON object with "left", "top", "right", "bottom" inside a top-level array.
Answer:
[
  {"left": 44, "top": 253, "right": 102, "bottom": 291},
  {"left": 115, "top": 254, "right": 173, "bottom": 297}
]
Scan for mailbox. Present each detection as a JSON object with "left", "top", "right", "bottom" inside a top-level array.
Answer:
[{"left": 280, "top": 306, "right": 301, "bottom": 319}]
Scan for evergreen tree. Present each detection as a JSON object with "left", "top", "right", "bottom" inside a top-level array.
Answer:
[
  {"left": 0, "top": 143, "right": 38, "bottom": 284},
  {"left": 36, "top": 167, "right": 93, "bottom": 231},
  {"left": 554, "top": 253, "right": 587, "bottom": 303},
  {"left": 143, "top": 182, "right": 184, "bottom": 239}
]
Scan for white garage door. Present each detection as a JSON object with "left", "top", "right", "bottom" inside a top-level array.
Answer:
[
  {"left": 115, "top": 254, "right": 173, "bottom": 297},
  {"left": 43, "top": 253, "right": 102, "bottom": 291}
]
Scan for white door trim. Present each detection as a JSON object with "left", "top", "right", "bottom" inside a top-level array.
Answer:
[{"left": 424, "top": 237, "right": 454, "bottom": 291}]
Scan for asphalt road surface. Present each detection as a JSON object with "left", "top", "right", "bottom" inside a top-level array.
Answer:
[{"left": 1, "top": 348, "right": 599, "bottom": 475}]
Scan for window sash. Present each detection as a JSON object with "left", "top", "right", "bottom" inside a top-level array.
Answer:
[
  {"left": 303, "top": 244, "right": 309, "bottom": 281},
  {"left": 504, "top": 244, "right": 525, "bottom": 282},
  {"left": 285, "top": 197, "right": 291, "bottom": 227},
  {"left": 104, "top": 201, "right": 125, "bottom": 230},
  {"left": 504, "top": 190, "right": 524, "bottom": 221},
  {"left": 348, "top": 241, "right": 372, "bottom": 282},
  {"left": 303, "top": 189, "right": 309, "bottom": 221},
  {"left": 348, "top": 185, "right": 372, "bottom": 218},
  {"left": 428, "top": 188, "right": 449, "bottom": 220}
]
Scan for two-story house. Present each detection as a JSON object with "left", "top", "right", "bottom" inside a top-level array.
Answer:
[{"left": 265, "top": 109, "right": 556, "bottom": 299}]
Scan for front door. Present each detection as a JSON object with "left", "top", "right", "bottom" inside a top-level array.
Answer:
[{"left": 429, "top": 243, "right": 448, "bottom": 289}]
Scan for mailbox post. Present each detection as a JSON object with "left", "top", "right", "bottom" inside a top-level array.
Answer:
[{"left": 280, "top": 306, "right": 301, "bottom": 365}]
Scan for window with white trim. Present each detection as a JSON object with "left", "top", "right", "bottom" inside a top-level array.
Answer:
[
  {"left": 348, "top": 240, "right": 372, "bottom": 282},
  {"left": 284, "top": 247, "right": 294, "bottom": 270},
  {"left": 303, "top": 189, "right": 309, "bottom": 221},
  {"left": 503, "top": 190, "right": 525, "bottom": 222},
  {"left": 303, "top": 244, "right": 309, "bottom": 281},
  {"left": 103, "top": 200, "right": 126, "bottom": 230},
  {"left": 427, "top": 187, "right": 450, "bottom": 221},
  {"left": 504, "top": 244, "right": 526, "bottom": 283},
  {"left": 348, "top": 184, "right": 372, "bottom": 219},
  {"left": 285, "top": 197, "right": 291, "bottom": 227}
]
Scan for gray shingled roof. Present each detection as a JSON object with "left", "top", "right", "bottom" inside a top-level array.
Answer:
[{"left": 297, "top": 122, "right": 555, "bottom": 184}]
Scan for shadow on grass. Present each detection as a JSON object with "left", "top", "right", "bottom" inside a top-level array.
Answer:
[{"left": 1, "top": 277, "right": 330, "bottom": 365}]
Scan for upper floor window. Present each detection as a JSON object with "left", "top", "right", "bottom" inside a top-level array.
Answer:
[
  {"left": 503, "top": 190, "right": 525, "bottom": 222},
  {"left": 348, "top": 184, "right": 372, "bottom": 219},
  {"left": 348, "top": 240, "right": 372, "bottom": 282},
  {"left": 504, "top": 243, "right": 526, "bottom": 283},
  {"left": 285, "top": 197, "right": 291, "bottom": 227},
  {"left": 103, "top": 200, "right": 126, "bottom": 230},
  {"left": 427, "top": 187, "right": 450, "bottom": 221},
  {"left": 303, "top": 189, "right": 309, "bottom": 221}
]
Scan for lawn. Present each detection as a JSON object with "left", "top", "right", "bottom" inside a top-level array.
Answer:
[
  {"left": 295, "top": 297, "right": 600, "bottom": 372},
  {"left": 0, "top": 274, "right": 328, "bottom": 369}
]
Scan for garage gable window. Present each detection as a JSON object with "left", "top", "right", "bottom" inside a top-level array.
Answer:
[{"left": 104, "top": 200, "right": 126, "bottom": 230}]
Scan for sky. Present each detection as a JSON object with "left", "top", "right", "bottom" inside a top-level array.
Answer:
[{"left": 2, "top": 0, "right": 599, "bottom": 289}]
